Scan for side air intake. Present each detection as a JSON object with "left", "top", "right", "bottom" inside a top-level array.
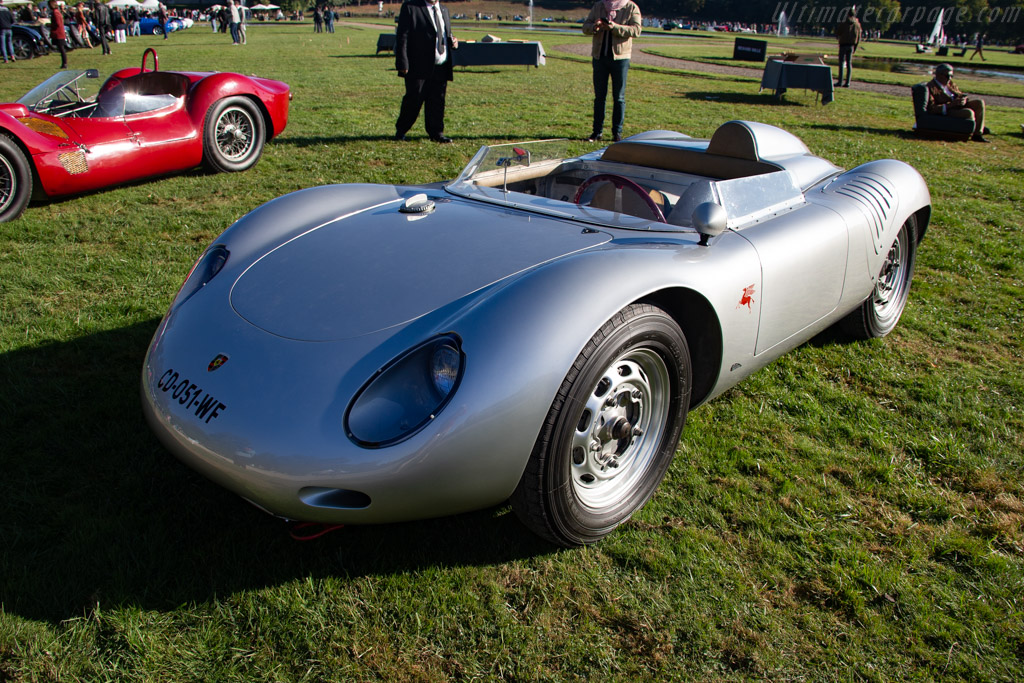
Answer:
[{"left": 822, "top": 173, "right": 897, "bottom": 255}]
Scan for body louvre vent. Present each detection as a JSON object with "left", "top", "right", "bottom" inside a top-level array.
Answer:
[{"left": 823, "top": 173, "right": 897, "bottom": 255}]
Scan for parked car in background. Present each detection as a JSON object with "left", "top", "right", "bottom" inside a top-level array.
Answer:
[
  {"left": 0, "top": 49, "right": 290, "bottom": 222},
  {"left": 12, "top": 24, "right": 50, "bottom": 60},
  {"left": 139, "top": 16, "right": 186, "bottom": 35}
]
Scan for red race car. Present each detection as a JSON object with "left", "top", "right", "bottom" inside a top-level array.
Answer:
[{"left": 0, "top": 49, "right": 290, "bottom": 223}]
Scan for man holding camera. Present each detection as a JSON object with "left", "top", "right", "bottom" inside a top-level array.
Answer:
[{"left": 582, "top": 0, "right": 641, "bottom": 143}]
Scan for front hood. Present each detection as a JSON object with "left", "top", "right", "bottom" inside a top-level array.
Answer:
[{"left": 230, "top": 194, "right": 611, "bottom": 341}]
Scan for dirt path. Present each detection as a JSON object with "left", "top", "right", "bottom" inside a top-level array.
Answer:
[{"left": 555, "top": 42, "right": 1024, "bottom": 109}]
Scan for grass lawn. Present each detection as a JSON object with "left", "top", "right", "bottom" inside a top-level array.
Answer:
[
  {"left": 1, "top": 22, "right": 1022, "bottom": 682},
  {"left": 643, "top": 30, "right": 1024, "bottom": 100}
]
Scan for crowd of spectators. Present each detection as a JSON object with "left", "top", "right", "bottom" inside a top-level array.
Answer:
[{"left": 9, "top": 1, "right": 188, "bottom": 53}]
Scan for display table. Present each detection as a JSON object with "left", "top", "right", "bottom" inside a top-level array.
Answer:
[
  {"left": 452, "top": 41, "right": 546, "bottom": 68},
  {"left": 760, "top": 59, "right": 834, "bottom": 104},
  {"left": 377, "top": 35, "right": 546, "bottom": 68},
  {"left": 376, "top": 33, "right": 396, "bottom": 53}
]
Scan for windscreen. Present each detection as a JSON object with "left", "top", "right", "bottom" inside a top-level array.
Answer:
[{"left": 17, "top": 71, "right": 101, "bottom": 113}]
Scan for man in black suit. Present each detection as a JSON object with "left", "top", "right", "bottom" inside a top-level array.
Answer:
[
  {"left": 394, "top": 0, "right": 458, "bottom": 143},
  {"left": 92, "top": 0, "right": 111, "bottom": 54}
]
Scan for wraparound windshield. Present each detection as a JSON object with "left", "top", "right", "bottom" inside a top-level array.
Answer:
[
  {"left": 445, "top": 140, "right": 687, "bottom": 231},
  {"left": 446, "top": 135, "right": 815, "bottom": 233},
  {"left": 17, "top": 70, "right": 101, "bottom": 115},
  {"left": 451, "top": 139, "right": 576, "bottom": 191}
]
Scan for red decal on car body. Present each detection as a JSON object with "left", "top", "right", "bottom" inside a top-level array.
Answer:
[{"left": 738, "top": 284, "right": 756, "bottom": 311}]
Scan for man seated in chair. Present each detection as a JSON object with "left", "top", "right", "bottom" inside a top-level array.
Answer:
[{"left": 926, "top": 63, "right": 988, "bottom": 142}]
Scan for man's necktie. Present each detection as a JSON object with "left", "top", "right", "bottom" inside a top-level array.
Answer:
[{"left": 433, "top": 4, "right": 445, "bottom": 55}]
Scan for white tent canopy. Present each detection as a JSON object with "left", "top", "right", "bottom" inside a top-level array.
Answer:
[{"left": 107, "top": 0, "right": 144, "bottom": 7}]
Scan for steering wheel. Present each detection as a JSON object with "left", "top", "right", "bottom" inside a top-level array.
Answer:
[
  {"left": 573, "top": 173, "right": 667, "bottom": 223},
  {"left": 141, "top": 48, "right": 159, "bottom": 73}
]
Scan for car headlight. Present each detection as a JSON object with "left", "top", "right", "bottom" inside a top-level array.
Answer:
[
  {"left": 173, "top": 244, "right": 229, "bottom": 308},
  {"left": 345, "top": 334, "right": 464, "bottom": 448}
]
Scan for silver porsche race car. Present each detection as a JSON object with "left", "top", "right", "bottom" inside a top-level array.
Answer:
[{"left": 142, "top": 120, "right": 930, "bottom": 546}]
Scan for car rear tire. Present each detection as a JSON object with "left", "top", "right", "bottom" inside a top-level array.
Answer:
[
  {"left": 511, "top": 303, "right": 691, "bottom": 546},
  {"left": 841, "top": 215, "right": 919, "bottom": 339},
  {"left": 0, "top": 135, "right": 33, "bottom": 224},
  {"left": 202, "top": 96, "right": 265, "bottom": 173}
]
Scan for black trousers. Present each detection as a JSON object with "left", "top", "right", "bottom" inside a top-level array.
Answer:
[
  {"left": 55, "top": 38, "right": 67, "bottom": 67},
  {"left": 395, "top": 70, "right": 448, "bottom": 138}
]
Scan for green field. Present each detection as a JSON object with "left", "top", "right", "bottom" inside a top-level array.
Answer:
[
  {"left": 642, "top": 30, "right": 1024, "bottom": 99},
  {"left": 1, "top": 22, "right": 1022, "bottom": 681}
]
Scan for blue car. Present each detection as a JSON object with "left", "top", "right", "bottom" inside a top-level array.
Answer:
[{"left": 139, "top": 17, "right": 185, "bottom": 35}]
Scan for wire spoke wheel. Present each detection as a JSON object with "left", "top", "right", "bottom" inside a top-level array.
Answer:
[
  {"left": 215, "top": 108, "right": 257, "bottom": 162},
  {"left": 203, "top": 97, "right": 265, "bottom": 173},
  {"left": 0, "top": 136, "right": 32, "bottom": 223},
  {"left": 0, "top": 153, "right": 14, "bottom": 214}
]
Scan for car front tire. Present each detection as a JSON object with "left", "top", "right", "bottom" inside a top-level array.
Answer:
[
  {"left": 202, "top": 96, "right": 266, "bottom": 173},
  {"left": 12, "top": 35, "right": 34, "bottom": 61},
  {"left": 842, "top": 215, "right": 919, "bottom": 339},
  {"left": 0, "top": 135, "right": 33, "bottom": 224},
  {"left": 512, "top": 303, "right": 691, "bottom": 546}
]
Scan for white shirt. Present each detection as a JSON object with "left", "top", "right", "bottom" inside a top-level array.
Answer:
[
  {"left": 429, "top": 1, "right": 446, "bottom": 65},
  {"left": 937, "top": 79, "right": 957, "bottom": 114}
]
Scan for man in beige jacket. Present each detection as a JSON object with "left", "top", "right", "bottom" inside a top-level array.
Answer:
[{"left": 582, "top": 0, "right": 641, "bottom": 142}]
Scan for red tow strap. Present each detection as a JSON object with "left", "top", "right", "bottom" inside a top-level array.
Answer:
[{"left": 288, "top": 522, "right": 345, "bottom": 541}]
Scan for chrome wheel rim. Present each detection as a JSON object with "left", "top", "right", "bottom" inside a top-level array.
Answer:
[
  {"left": 872, "top": 224, "right": 910, "bottom": 325},
  {"left": 0, "top": 154, "right": 15, "bottom": 213},
  {"left": 569, "top": 347, "right": 670, "bottom": 509},
  {"left": 215, "top": 107, "right": 256, "bottom": 162}
]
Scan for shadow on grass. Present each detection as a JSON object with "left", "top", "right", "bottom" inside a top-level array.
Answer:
[
  {"left": 328, "top": 53, "right": 391, "bottom": 59},
  {"left": 277, "top": 133, "right": 533, "bottom": 146},
  {"left": 0, "top": 322, "right": 551, "bottom": 624},
  {"left": 807, "top": 122, "right": 917, "bottom": 138},
  {"left": 681, "top": 90, "right": 811, "bottom": 106},
  {"left": 26, "top": 167, "right": 213, "bottom": 210}
]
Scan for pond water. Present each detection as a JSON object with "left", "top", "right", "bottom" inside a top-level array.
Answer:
[{"left": 853, "top": 57, "right": 1024, "bottom": 84}]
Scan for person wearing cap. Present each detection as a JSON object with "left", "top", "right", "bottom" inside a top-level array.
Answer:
[{"left": 926, "top": 63, "right": 988, "bottom": 142}]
